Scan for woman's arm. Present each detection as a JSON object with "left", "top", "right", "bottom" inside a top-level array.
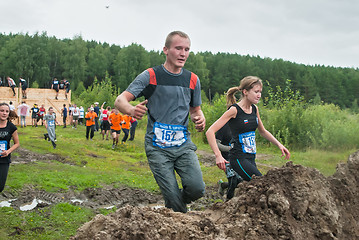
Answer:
[
  {"left": 1, "top": 130, "right": 20, "bottom": 158},
  {"left": 206, "top": 107, "right": 236, "bottom": 170}
]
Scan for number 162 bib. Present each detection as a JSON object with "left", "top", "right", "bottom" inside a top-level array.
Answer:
[{"left": 153, "top": 122, "right": 187, "bottom": 148}]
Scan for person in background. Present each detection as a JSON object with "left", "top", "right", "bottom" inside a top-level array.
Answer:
[
  {"left": 93, "top": 102, "right": 100, "bottom": 131},
  {"left": 19, "top": 77, "right": 28, "bottom": 99},
  {"left": 30, "top": 104, "right": 39, "bottom": 127},
  {"left": 9, "top": 102, "right": 15, "bottom": 112},
  {"left": 0, "top": 102, "right": 20, "bottom": 193},
  {"left": 85, "top": 107, "right": 97, "bottom": 140},
  {"left": 128, "top": 117, "right": 138, "bottom": 141},
  {"left": 206, "top": 76, "right": 290, "bottom": 188},
  {"left": 51, "top": 77, "right": 59, "bottom": 100},
  {"left": 44, "top": 107, "right": 60, "bottom": 149},
  {"left": 115, "top": 31, "right": 206, "bottom": 213},
  {"left": 64, "top": 79, "right": 70, "bottom": 99},
  {"left": 79, "top": 106, "right": 84, "bottom": 125},
  {"left": 6, "top": 76, "right": 16, "bottom": 97},
  {"left": 72, "top": 104, "right": 79, "bottom": 129},
  {"left": 17, "top": 101, "right": 29, "bottom": 128},
  {"left": 37, "top": 104, "right": 46, "bottom": 126},
  {"left": 121, "top": 114, "right": 132, "bottom": 143},
  {"left": 61, "top": 104, "right": 68, "bottom": 128},
  {"left": 100, "top": 103, "right": 111, "bottom": 140},
  {"left": 68, "top": 104, "right": 73, "bottom": 127},
  {"left": 108, "top": 108, "right": 122, "bottom": 149},
  {"left": 215, "top": 122, "right": 243, "bottom": 199}
]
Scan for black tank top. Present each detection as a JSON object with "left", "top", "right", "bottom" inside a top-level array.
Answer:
[{"left": 228, "top": 104, "right": 258, "bottom": 158}]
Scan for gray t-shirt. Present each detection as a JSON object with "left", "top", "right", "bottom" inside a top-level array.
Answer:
[{"left": 126, "top": 65, "right": 202, "bottom": 142}]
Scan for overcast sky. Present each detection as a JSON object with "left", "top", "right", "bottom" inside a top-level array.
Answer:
[{"left": 1, "top": 0, "right": 358, "bottom": 68}]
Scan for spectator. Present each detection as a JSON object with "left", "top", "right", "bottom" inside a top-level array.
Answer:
[
  {"left": 9, "top": 102, "right": 15, "bottom": 111},
  {"left": 128, "top": 118, "right": 138, "bottom": 141},
  {"left": 6, "top": 76, "right": 16, "bottom": 96},
  {"left": 37, "top": 104, "right": 46, "bottom": 126},
  {"left": 93, "top": 102, "right": 100, "bottom": 131},
  {"left": 51, "top": 77, "right": 59, "bottom": 100},
  {"left": 30, "top": 104, "right": 40, "bottom": 127},
  {"left": 79, "top": 106, "right": 84, "bottom": 125},
  {"left": 61, "top": 104, "right": 68, "bottom": 128},
  {"left": 68, "top": 104, "right": 73, "bottom": 127},
  {"left": 19, "top": 77, "right": 28, "bottom": 99},
  {"left": 72, "top": 104, "right": 79, "bottom": 129},
  {"left": 17, "top": 101, "right": 29, "bottom": 128}
]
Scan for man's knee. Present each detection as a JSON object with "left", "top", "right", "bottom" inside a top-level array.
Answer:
[{"left": 183, "top": 181, "right": 205, "bottom": 203}]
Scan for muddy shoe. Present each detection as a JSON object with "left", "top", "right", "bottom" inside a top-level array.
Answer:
[{"left": 112, "top": 144, "right": 115, "bottom": 149}]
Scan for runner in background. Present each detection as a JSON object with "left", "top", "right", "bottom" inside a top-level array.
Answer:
[
  {"left": 100, "top": 103, "right": 111, "bottom": 140},
  {"left": 19, "top": 77, "right": 28, "bottom": 99},
  {"left": 128, "top": 118, "right": 138, "bottom": 141},
  {"left": 37, "top": 104, "right": 46, "bottom": 126},
  {"left": 6, "top": 77, "right": 16, "bottom": 97},
  {"left": 85, "top": 107, "right": 97, "bottom": 140},
  {"left": 44, "top": 107, "right": 60, "bottom": 149},
  {"left": 0, "top": 102, "right": 20, "bottom": 193},
  {"left": 108, "top": 108, "right": 123, "bottom": 149},
  {"left": 121, "top": 114, "right": 132, "bottom": 143},
  {"left": 51, "top": 77, "right": 59, "bottom": 100}
]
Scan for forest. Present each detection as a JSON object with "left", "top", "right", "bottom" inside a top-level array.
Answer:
[{"left": 0, "top": 32, "right": 359, "bottom": 108}]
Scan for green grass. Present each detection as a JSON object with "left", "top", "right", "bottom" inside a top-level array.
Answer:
[{"left": 0, "top": 123, "right": 356, "bottom": 239}]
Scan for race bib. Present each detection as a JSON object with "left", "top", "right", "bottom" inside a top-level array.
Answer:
[
  {"left": 153, "top": 122, "right": 187, "bottom": 148},
  {"left": 0, "top": 140, "right": 8, "bottom": 151},
  {"left": 238, "top": 131, "right": 256, "bottom": 154},
  {"left": 48, "top": 120, "right": 55, "bottom": 127}
]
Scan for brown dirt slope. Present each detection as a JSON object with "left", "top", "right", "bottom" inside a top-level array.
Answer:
[{"left": 71, "top": 151, "right": 359, "bottom": 240}]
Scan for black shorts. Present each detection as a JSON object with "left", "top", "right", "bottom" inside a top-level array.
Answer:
[
  {"left": 53, "top": 85, "right": 59, "bottom": 92},
  {"left": 111, "top": 129, "right": 121, "bottom": 134},
  {"left": 101, "top": 120, "right": 111, "bottom": 131},
  {"left": 66, "top": 88, "right": 70, "bottom": 93},
  {"left": 22, "top": 85, "right": 27, "bottom": 90}
]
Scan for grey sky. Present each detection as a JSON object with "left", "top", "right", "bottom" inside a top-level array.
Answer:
[{"left": 1, "top": 0, "right": 358, "bottom": 68}]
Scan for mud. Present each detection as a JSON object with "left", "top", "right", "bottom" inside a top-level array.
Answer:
[{"left": 72, "top": 151, "right": 359, "bottom": 240}]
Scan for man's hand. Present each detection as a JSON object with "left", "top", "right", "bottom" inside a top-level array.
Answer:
[
  {"left": 131, "top": 100, "right": 148, "bottom": 120},
  {"left": 193, "top": 115, "right": 205, "bottom": 132}
]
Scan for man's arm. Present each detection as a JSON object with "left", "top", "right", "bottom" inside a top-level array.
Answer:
[
  {"left": 114, "top": 91, "right": 148, "bottom": 120},
  {"left": 189, "top": 106, "right": 205, "bottom": 132}
]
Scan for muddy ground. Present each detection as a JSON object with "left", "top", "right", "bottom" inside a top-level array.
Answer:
[
  {"left": 71, "top": 151, "right": 359, "bottom": 240},
  {"left": 2, "top": 148, "right": 359, "bottom": 239},
  {"left": 0, "top": 148, "right": 224, "bottom": 212}
]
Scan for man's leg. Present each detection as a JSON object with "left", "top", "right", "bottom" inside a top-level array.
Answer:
[
  {"left": 90, "top": 125, "right": 95, "bottom": 139},
  {"left": 174, "top": 140, "right": 205, "bottom": 205},
  {"left": 145, "top": 142, "right": 187, "bottom": 213}
]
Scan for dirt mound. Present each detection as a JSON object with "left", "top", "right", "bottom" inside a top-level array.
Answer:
[{"left": 71, "top": 151, "right": 359, "bottom": 240}]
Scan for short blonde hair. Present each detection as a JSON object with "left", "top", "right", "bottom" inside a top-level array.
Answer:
[{"left": 165, "top": 31, "right": 190, "bottom": 48}]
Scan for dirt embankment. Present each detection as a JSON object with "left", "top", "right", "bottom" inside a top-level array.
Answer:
[{"left": 71, "top": 151, "right": 359, "bottom": 240}]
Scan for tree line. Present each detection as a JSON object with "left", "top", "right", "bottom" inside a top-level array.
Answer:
[{"left": 0, "top": 32, "right": 358, "bottom": 108}]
